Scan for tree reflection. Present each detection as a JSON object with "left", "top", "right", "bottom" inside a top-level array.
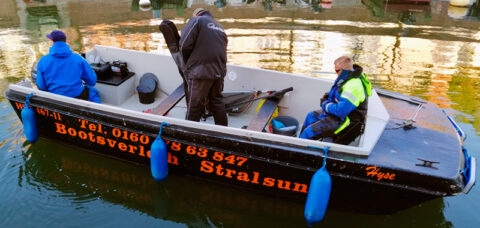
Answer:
[
  {"left": 362, "top": 0, "right": 432, "bottom": 25},
  {"left": 131, "top": 0, "right": 188, "bottom": 16},
  {"left": 448, "top": 71, "right": 480, "bottom": 135}
]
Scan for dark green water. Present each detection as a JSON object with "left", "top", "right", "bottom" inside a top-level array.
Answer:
[{"left": 1, "top": 0, "right": 480, "bottom": 227}]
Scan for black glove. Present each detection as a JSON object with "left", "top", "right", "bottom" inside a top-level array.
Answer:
[{"left": 320, "top": 92, "right": 329, "bottom": 105}]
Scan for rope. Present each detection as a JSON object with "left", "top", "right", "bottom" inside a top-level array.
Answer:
[
  {"left": 385, "top": 104, "right": 423, "bottom": 130},
  {"left": 308, "top": 145, "right": 330, "bottom": 168},
  {"left": 25, "top": 93, "right": 34, "bottom": 107},
  {"left": 158, "top": 122, "right": 169, "bottom": 136}
]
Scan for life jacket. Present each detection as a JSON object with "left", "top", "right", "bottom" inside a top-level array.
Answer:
[{"left": 334, "top": 65, "right": 371, "bottom": 135}]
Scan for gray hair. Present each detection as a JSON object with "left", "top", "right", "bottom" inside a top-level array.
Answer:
[{"left": 334, "top": 56, "right": 353, "bottom": 70}]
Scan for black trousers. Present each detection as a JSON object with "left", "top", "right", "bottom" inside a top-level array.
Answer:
[
  {"left": 75, "top": 86, "right": 89, "bottom": 101},
  {"left": 186, "top": 78, "right": 228, "bottom": 126}
]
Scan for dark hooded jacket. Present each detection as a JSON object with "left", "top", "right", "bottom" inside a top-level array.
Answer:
[{"left": 179, "top": 11, "right": 228, "bottom": 80}]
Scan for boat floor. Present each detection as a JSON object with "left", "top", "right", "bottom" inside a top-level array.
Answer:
[{"left": 118, "top": 92, "right": 263, "bottom": 130}]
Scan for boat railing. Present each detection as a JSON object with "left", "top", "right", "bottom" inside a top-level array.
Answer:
[
  {"left": 442, "top": 109, "right": 467, "bottom": 142},
  {"left": 441, "top": 109, "right": 475, "bottom": 194}
]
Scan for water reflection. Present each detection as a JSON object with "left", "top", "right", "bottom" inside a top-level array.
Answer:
[
  {"left": 17, "top": 139, "right": 454, "bottom": 227},
  {"left": 448, "top": 0, "right": 480, "bottom": 20},
  {"left": 2, "top": 0, "right": 480, "bottom": 134},
  {"left": 21, "top": 140, "right": 306, "bottom": 227},
  {"left": 132, "top": 0, "right": 191, "bottom": 17}
]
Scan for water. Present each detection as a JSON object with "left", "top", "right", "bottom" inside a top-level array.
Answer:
[{"left": 1, "top": 0, "right": 480, "bottom": 227}]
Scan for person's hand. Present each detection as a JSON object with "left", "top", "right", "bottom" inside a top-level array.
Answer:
[
  {"left": 320, "top": 92, "right": 329, "bottom": 104},
  {"left": 321, "top": 101, "right": 331, "bottom": 113}
]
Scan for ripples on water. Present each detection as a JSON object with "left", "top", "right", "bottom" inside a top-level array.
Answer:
[{"left": 0, "top": 0, "right": 480, "bottom": 227}]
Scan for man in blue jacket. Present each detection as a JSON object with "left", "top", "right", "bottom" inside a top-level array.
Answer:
[
  {"left": 300, "top": 56, "right": 371, "bottom": 142},
  {"left": 36, "top": 30, "right": 100, "bottom": 103}
]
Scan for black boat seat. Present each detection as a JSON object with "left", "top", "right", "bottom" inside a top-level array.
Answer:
[
  {"left": 246, "top": 98, "right": 280, "bottom": 132},
  {"left": 150, "top": 84, "right": 185, "bottom": 116},
  {"left": 332, "top": 121, "right": 365, "bottom": 145}
]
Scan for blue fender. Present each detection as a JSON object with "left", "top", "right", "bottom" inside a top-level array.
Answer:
[
  {"left": 304, "top": 146, "right": 331, "bottom": 225},
  {"left": 150, "top": 122, "right": 169, "bottom": 181},
  {"left": 21, "top": 94, "right": 38, "bottom": 143}
]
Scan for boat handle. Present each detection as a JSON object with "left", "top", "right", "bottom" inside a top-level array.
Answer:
[
  {"left": 462, "top": 146, "right": 476, "bottom": 194},
  {"left": 442, "top": 109, "right": 467, "bottom": 142}
]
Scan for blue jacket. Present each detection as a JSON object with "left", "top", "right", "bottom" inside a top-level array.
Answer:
[
  {"left": 36, "top": 42, "right": 96, "bottom": 97},
  {"left": 321, "top": 69, "right": 369, "bottom": 121}
]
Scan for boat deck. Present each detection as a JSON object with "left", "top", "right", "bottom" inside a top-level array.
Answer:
[{"left": 360, "top": 92, "right": 463, "bottom": 179}]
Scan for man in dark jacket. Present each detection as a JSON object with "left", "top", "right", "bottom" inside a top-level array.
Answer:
[
  {"left": 36, "top": 30, "right": 100, "bottom": 103},
  {"left": 179, "top": 8, "right": 228, "bottom": 126}
]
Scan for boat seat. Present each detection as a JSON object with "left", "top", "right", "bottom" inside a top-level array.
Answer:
[
  {"left": 150, "top": 84, "right": 185, "bottom": 116},
  {"left": 332, "top": 121, "right": 365, "bottom": 145},
  {"left": 246, "top": 98, "right": 280, "bottom": 132}
]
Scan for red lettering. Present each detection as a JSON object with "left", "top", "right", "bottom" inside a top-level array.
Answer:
[
  {"left": 88, "top": 132, "right": 96, "bottom": 142},
  {"left": 15, "top": 102, "right": 24, "bottom": 110},
  {"left": 236, "top": 156, "right": 248, "bottom": 166},
  {"left": 263, "top": 177, "right": 275, "bottom": 187},
  {"left": 251, "top": 171, "right": 260, "bottom": 184},
  {"left": 129, "top": 132, "right": 138, "bottom": 142},
  {"left": 277, "top": 180, "right": 291, "bottom": 190},
  {"left": 106, "top": 139, "right": 117, "bottom": 148},
  {"left": 112, "top": 128, "right": 120, "bottom": 138},
  {"left": 55, "top": 122, "right": 67, "bottom": 134},
  {"left": 224, "top": 168, "right": 236, "bottom": 178},
  {"left": 200, "top": 161, "right": 214, "bottom": 173},
  {"left": 120, "top": 130, "right": 129, "bottom": 140},
  {"left": 197, "top": 148, "right": 208, "bottom": 157},
  {"left": 138, "top": 145, "right": 146, "bottom": 157},
  {"left": 366, "top": 166, "right": 379, "bottom": 177},
  {"left": 215, "top": 164, "right": 225, "bottom": 176},
  {"left": 97, "top": 136, "right": 105, "bottom": 145},
  {"left": 224, "top": 155, "right": 236, "bottom": 164},
  {"left": 118, "top": 142, "right": 127, "bottom": 151},
  {"left": 292, "top": 183, "right": 308, "bottom": 193},
  {"left": 88, "top": 123, "right": 97, "bottom": 132},
  {"left": 97, "top": 123, "right": 103, "bottom": 134},
  {"left": 79, "top": 119, "right": 88, "bottom": 129},
  {"left": 139, "top": 135, "right": 149, "bottom": 144},
  {"left": 78, "top": 131, "right": 87, "bottom": 140},
  {"left": 237, "top": 172, "right": 250, "bottom": 182},
  {"left": 377, "top": 172, "right": 385, "bottom": 181},
  {"left": 366, "top": 166, "right": 396, "bottom": 181},
  {"left": 167, "top": 153, "right": 179, "bottom": 165},
  {"left": 127, "top": 145, "right": 137, "bottom": 154},
  {"left": 67, "top": 128, "right": 77, "bottom": 136},
  {"left": 171, "top": 142, "right": 181, "bottom": 151}
]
